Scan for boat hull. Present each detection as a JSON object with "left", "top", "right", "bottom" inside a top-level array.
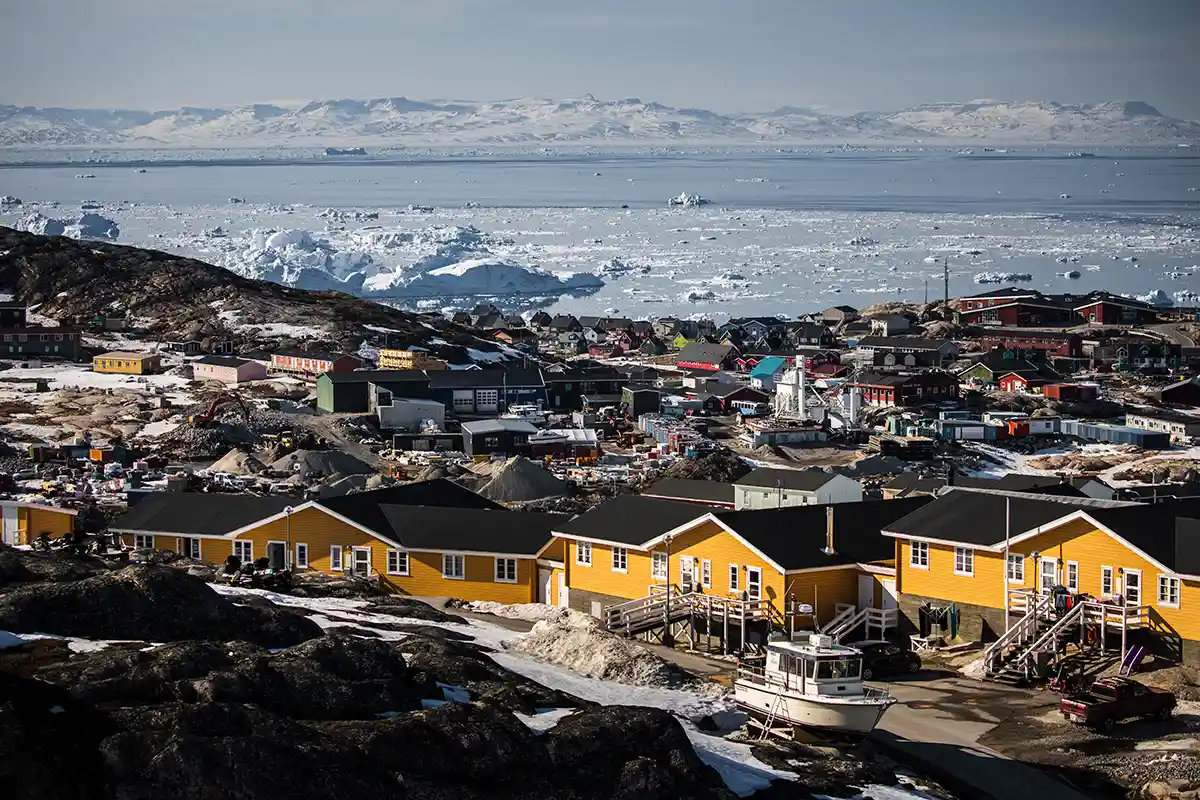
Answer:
[{"left": 733, "top": 679, "right": 894, "bottom": 735}]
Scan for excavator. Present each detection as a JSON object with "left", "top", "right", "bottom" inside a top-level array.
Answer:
[{"left": 189, "top": 393, "right": 251, "bottom": 428}]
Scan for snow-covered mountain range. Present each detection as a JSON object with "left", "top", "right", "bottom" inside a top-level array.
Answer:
[{"left": 1, "top": 96, "right": 1197, "bottom": 147}]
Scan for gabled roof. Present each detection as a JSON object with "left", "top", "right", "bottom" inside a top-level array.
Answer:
[
  {"left": 109, "top": 493, "right": 294, "bottom": 536},
  {"left": 735, "top": 468, "right": 843, "bottom": 492},
  {"left": 552, "top": 495, "right": 711, "bottom": 547},
  {"left": 318, "top": 479, "right": 503, "bottom": 535},
  {"left": 642, "top": 478, "right": 736, "bottom": 507},
  {"left": 957, "top": 287, "right": 1044, "bottom": 301},
  {"left": 749, "top": 356, "right": 789, "bottom": 378},
  {"left": 195, "top": 355, "right": 255, "bottom": 368},
  {"left": 320, "top": 369, "right": 429, "bottom": 384},
  {"left": 978, "top": 328, "right": 1080, "bottom": 341},
  {"left": 677, "top": 341, "right": 735, "bottom": 365},
  {"left": 378, "top": 506, "right": 565, "bottom": 556},
  {"left": 854, "top": 337, "right": 951, "bottom": 351}
]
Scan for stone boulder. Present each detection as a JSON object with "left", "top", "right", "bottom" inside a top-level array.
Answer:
[
  {"left": 0, "top": 544, "right": 112, "bottom": 589},
  {"left": 361, "top": 595, "right": 467, "bottom": 624},
  {"left": 0, "top": 565, "right": 321, "bottom": 648}
]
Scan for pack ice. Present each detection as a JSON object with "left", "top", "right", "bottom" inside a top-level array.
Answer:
[{"left": 18, "top": 211, "right": 120, "bottom": 241}]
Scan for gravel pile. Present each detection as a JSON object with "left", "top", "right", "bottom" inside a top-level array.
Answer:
[
  {"left": 656, "top": 447, "right": 750, "bottom": 483},
  {"left": 269, "top": 449, "right": 374, "bottom": 479},
  {"left": 478, "top": 457, "right": 568, "bottom": 503},
  {"left": 208, "top": 447, "right": 266, "bottom": 475}
]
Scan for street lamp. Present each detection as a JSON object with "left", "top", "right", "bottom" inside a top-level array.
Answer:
[{"left": 284, "top": 506, "right": 294, "bottom": 568}]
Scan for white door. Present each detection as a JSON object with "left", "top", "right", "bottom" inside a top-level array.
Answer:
[
  {"left": 1, "top": 506, "right": 17, "bottom": 545},
  {"left": 880, "top": 578, "right": 898, "bottom": 610},
  {"left": 353, "top": 547, "right": 372, "bottom": 576},
  {"left": 557, "top": 572, "right": 568, "bottom": 608},
  {"left": 1124, "top": 569, "right": 1141, "bottom": 606},
  {"left": 1039, "top": 557, "right": 1059, "bottom": 594},
  {"left": 858, "top": 575, "right": 876, "bottom": 609},
  {"left": 679, "top": 556, "right": 694, "bottom": 591},
  {"left": 538, "top": 568, "right": 551, "bottom": 604},
  {"left": 746, "top": 567, "right": 762, "bottom": 601}
]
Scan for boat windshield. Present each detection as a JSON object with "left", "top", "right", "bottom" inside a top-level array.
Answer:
[{"left": 814, "top": 657, "right": 861, "bottom": 680}]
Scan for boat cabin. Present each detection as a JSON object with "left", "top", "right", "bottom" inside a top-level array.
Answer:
[{"left": 763, "top": 634, "right": 866, "bottom": 697}]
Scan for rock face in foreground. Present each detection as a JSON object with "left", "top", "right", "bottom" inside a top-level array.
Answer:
[{"left": 0, "top": 564, "right": 322, "bottom": 648}]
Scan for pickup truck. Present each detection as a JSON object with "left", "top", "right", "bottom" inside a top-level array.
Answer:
[{"left": 1060, "top": 677, "right": 1176, "bottom": 731}]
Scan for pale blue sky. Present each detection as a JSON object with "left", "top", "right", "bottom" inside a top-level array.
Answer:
[{"left": 4, "top": 0, "right": 1198, "bottom": 117}]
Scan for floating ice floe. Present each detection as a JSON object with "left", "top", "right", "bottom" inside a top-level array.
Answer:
[
  {"left": 75, "top": 174, "right": 95, "bottom": 179},
  {"left": 681, "top": 289, "right": 717, "bottom": 302},
  {"left": 1060, "top": 270, "right": 1081, "bottom": 279},
  {"left": 922, "top": 255, "right": 940, "bottom": 264},
  {"left": 847, "top": 236, "right": 879, "bottom": 246},
  {"left": 974, "top": 271, "right": 1033, "bottom": 284},
  {"left": 0, "top": 195, "right": 21, "bottom": 207},
  {"left": 18, "top": 211, "right": 120, "bottom": 241},
  {"left": 316, "top": 208, "right": 379, "bottom": 222},
  {"left": 229, "top": 197, "right": 245, "bottom": 204},
  {"left": 668, "top": 192, "right": 710, "bottom": 208}
]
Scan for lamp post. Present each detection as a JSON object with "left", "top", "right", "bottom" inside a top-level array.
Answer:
[
  {"left": 662, "top": 534, "right": 674, "bottom": 647},
  {"left": 284, "top": 506, "right": 294, "bottom": 568}
]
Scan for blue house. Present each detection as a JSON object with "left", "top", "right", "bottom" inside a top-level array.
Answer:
[
  {"left": 748, "top": 356, "right": 789, "bottom": 391},
  {"left": 426, "top": 368, "right": 547, "bottom": 416}
]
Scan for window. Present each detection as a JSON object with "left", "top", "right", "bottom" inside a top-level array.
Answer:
[
  {"left": 495, "top": 557, "right": 517, "bottom": 583},
  {"left": 1006, "top": 553, "right": 1024, "bottom": 583},
  {"left": 954, "top": 547, "right": 974, "bottom": 576},
  {"left": 910, "top": 541, "right": 929, "bottom": 569},
  {"left": 729, "top": 564, "right": 740, "bottom": 592},
  {"left": 612, "top": 547, "right": 628, "bottom": 573},
  {"left": 233, "top": 540, "right": 252, "bottom": 562},
  {"left": 1158, "top": 575, "right": 1181, "bottom": 608},
  {"left": 134, "top": 533, "right": 153, "bottom": 550},
  {"left": 576, "top": 541, "right": 592, "bottom": 566},
  {"left": 443, "top": 554, "right": 465, "bottom": 580},
  {"left": 701, "top": 559, "right": 712, "bottom": 589},
  {"left": 330, "top": 545, "right": 343, "bottom": 571},
  {"left": 387, "top": 549, "right": 409, "bottom": 576},
  {"left": 651, "top": 551, "right": 668, "bottom": 580},
  {"left": 295, "top": 543, "right": 308, "bottom": 569},
  {"left": 179, "top": 537, "right": 200, "bottom": 559},
  {"left": 1066, "top": 561, "right": 1079, "bottom": 592},
  {"left": 1101, "top": 566, "right": 1114, "bottom": 596}
]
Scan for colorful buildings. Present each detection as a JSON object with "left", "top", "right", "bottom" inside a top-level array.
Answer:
[
  {"left": 1, "top": 501, "right": 77, "bottom": 545},
  {"left": 193, "top": 355, "right": 268, "bottom": 385},
  {"left": 270, "top": 350, "right": 361, "bottom": 378},
  {"left": 377, "top": 348, "right": 447, "bottom": 371},
  {"left": 93, "top": 351, "right": 162, "bottom": 375}
]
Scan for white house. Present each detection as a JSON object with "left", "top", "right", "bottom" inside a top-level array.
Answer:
[
  {"left": 868, "top": 314, "right": 913, "bottom": 336},
  {"left": 193, "top": 355, "right": 267, "bottom": 385},
  {"left": 732, "top": 468, "right": 863, "bottom": 510}
]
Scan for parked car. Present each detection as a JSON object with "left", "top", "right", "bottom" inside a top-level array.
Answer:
[
  {"left": 849, "top": 640, "right": 921, "bottom": 680},
  {"left": 1060, "top": 677, "right": 1175, "bottom": 732}
]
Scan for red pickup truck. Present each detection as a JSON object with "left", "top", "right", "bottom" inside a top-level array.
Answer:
[{"left": 1060, "top": 677, "right": 1176, "bottom": 732}]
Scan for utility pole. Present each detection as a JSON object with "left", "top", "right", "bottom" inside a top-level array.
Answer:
[
  {"left": 943, "top": 257, "right": 950, "bottom": 310},
  {"left": 924, "top": 279, "right": 928, "bottom": 305},
  {"left": 662, "top": 534, "right": 674, "bottom": 647}
]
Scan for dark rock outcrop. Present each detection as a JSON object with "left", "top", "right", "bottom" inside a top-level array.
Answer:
[
  {"left": 0, "top": 565, "right": 321, "bottom": 648},
  {"left": 0, "top": 544, "right": 112, "bottom": 589},
  {"left": 362, "top": 595, "right": 468, "bottom": 624}
]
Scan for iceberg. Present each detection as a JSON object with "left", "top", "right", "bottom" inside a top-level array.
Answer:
[
  {"left": 0, "top": 195, "right": 21, "bottom": 207},
  {"left": 18, "top": 211, "right": 119, "bottom": 241},
  {"left": 372, "top": 258, "right": 603, "bottom": 299},
  {"left": 974, "top": 271, "right": 1032, "bottom": 284},
  {"left": 668, "top": 192, "right": 710, "bottom": 208}
]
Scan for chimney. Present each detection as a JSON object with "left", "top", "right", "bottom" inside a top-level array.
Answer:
[
  {"left": 946, "top": 464, "right": 956, "bottom": 487},
  {"left": 824, "top": 506, "right": 836, "bottom": 555}
]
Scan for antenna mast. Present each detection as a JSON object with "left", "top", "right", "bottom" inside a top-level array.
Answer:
[{"left": 943, "top": 257, "right": 950, "bottom": 309}]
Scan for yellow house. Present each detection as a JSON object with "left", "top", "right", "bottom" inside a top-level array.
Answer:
[
  {"left": 93, "top": 351, "right": 162, "bottom": 375},
  {"left": 108, "top": 480, "right": 564, "bottom": 604},
  {"left": 377, "top": 348, "right": 447, "bottom": 371},
  {"left": 1, "top": 500, "right": 77, "bottom": 545},
  {"left": 884, "top": 488, "right": 1200, "bottom": 662},
  {"left": 552, "top": 494, "right": 931, "bottom": 651}
]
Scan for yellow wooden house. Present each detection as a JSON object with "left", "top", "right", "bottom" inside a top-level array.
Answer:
[
  {"left": 108, "top": 481, "right": 564, "bottom": 604},
  {"left": 93, "top": 351, "right": 162, "bottom": 375},
  {"left": 883, "top": 488, "right": 1200, "bottom": 664},
  {"left": 551, "top": 494, "right": 931, "bottom": 652},
  {"left": 1, "top": 500, "right": 77, "bottom": 545}
]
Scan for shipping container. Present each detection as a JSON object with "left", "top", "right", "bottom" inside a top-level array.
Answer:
[{"left": 1060, "top": 419, "right": 1170, "bottom": 449}]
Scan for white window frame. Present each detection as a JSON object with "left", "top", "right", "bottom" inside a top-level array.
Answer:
[
  {"left": 701, "top": 559, "right": 712, "bottom": 589},
  {"left": 495, "top": 557, "right": 518, "bottom": 584},
  {"left": 1124, "top": 568, "right": 1142, "bottom": 606},
  {"left": 729, "top": 564, "right": 740, "bottom": 593},
  {"left": 1101, "top": 565, "right": 1114, "bottom": 596},
  {"left": 1066, "top": 561, "right": 1079, "bottom": 592},
  {"left": 651, "top": 551, "right": 667, "bottom": 581},
  {"left": 351, "top": 546, "right": 372, "bottom": 576},
  {"left": 746, "top": 566, "right": 762, "bottom": 601},
  {"left": 1039, "top": 557, "right": 1059, "bottom": 595},
  {"left": 576, "top": 541, "right": 592, "bottom": 566},
  {"left": 387, "top": 549, "right": 410, "bottom": 576},
  {"left": 909, "top": 541, "right": 929, "bottom": 570},
  {"left": 1006, "top": 553, "right": 1024, "bottom": 584},
  {"left": 612, "top": 546, "right": 628, "bottom": 574},
  {"left": 232, "top": 540, "right": 253, "bottom": 562},
  {"left": 1158, "top": 574, "right": 1181, "bottom": 609},
  {"left": 295, "top": 543, "right": 309, "bottom": 569},
  {"left": 134, "top": 533, "right": 153, "bottom": 550},
  {"left": 953, "top": 547, "right": 974, "bottom": 577},
  {"left": 330, "top": 545, "right": 343, "bottom": 571},
  {"left": 442, "top": 553, "right": 465, "bottom": 580},
  {"left": 178, "top": 537, "right": 200, "bottom": 559}
]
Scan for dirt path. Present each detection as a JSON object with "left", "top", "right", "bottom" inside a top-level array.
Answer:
[{"left": 291, "top": 410, "right": 387, "bottom": 469}]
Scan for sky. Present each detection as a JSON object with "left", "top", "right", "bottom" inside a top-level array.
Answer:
[{"left": 3, "top": 0, "right": 1199, "bottom": 118}]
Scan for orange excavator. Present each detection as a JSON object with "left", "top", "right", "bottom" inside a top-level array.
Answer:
[{"left": 189, "top": 393, "right": 250, "bottom": 428}]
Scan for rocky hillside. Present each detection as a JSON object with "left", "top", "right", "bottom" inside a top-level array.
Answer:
[{"left": 0, "top": 226, "right": 502, "bottom": 360}]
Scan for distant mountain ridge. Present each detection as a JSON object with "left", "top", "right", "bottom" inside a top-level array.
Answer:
[{"left": 1, "top": 95, "right": 1196, "bottom": 147}]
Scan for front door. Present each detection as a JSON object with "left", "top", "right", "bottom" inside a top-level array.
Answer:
[
  {"left": 746, "top": 567, "right": 762, "bottom": 601},
  {"left": 858, "top": 575, "right": 876, "bottom": 609},
  {"left": 880, "top": 578, "right": 898, "bottom": 610},
  {"left": 266, "top": 542, "right": 286, "bottom": 569},
  {"left": 1, "top": 506, "right": 17, "bottom": 546},
  {"left": 1124, "top": 569, "right": 1142, "bottom": 606},
  {"left": 1039, "top": 557, "right": 1059, "bottom": 594},
  {"left": 679, "top": 557, "right": 694, "bottom": 592},
  {"left": 557, "top": 572, "right": 568, "bottom": 608},
  {"left": 353, "top": 548, "right": 371, "bottom": 577},
  {"left": 539, "top": 568, "right": 551, "bottom": 604}
]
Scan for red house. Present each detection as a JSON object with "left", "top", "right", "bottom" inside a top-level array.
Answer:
[
  {"left": 998, "top": 372, "right": 1049, "bottom": 393},
  {"left": 979, "top": 328, "right": 1082, "bottom": 358},
  {"left": 1043, "top": 383, "right": 1099, "bottom": 402},
  {"left": 270, "top": 350, "right": 361, "bottom": 378},
  {"left": 851, "top": 372, "right": 960, "bottom": 407},
  {"left": 676, "top": 341, "right": 737, "bottom": 371},
  {"left": 1073, "top": 293, "right": 1158, "bottom": 325}
]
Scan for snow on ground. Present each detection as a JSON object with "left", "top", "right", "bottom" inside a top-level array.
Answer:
[
  {"left": 134, "top": 419, "right": 180, "bottom": 439},
  {"left": 962, "top": 440, "right": 1200, "bottom": 486},
  {"left": 0, "top": 363, "right": 190, "bottom": 393},
  {"left": 461, "top": 600, "right": 581, "bottom": 624}
]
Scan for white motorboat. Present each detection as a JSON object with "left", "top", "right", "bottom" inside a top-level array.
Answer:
[
  {"left": 500, "top": 404, "right": 546, "bottom": 423},
  {"left": 734, "top": 633, "right": 896, "bottom": 736}
]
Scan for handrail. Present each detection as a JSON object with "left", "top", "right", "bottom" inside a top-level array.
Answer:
[
  {"left": 984, "top": 593, "right": 1051, "bottom": 671},
  {"left": 829, "top": 607, "right": 869, "bottom": 642},
  {"left": 1012, "top": 601, "right": 1086, "bottom": 676},
  {"left": 822, "top": 604, "right": 858, "bottom": 636}
]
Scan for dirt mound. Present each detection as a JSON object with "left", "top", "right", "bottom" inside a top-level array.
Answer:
[
  {"left": 0, "top": 565, "right": 321, "bottom": 648},
  {"left": 209, "top": 447, "right": 266, "bottom": 475},
  {"left": 1111, "top": 459, "right": 1200, "bottom": 484},
  {"left": 506, "top": 615, "right": 711, "bottom": 690},
  {"left": 478, "top": 457, "right": 568, "bottom": 503},
  {"left": 1028, "top": 446, "right": 1144, "bottom": 473},
  {"left": 269, "top": 449, "right": 374, "bottom": 479},
  {"left": 657, "top": 447, "right": 750, "bottom": 483}
]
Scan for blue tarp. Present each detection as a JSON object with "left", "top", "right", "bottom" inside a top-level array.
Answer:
[{"left": 748, "top": 356, "right": 788, "bottom": 379}]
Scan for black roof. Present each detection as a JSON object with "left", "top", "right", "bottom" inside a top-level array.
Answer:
[
  {"left": 882, "top": 488, "right": 1137, "bottom": 547},
  {"left": 853, "top": 371, "right": 959, "bottom": 387},
  {"left": 320, "top": 369, "right": 429, "bottom": 384},
  {"left": 735, "top": 468, "right": 842, "bottom": 492},
  {"left": 642, "top": 478, "right": 736, "bottom": 506},
  {"left": 195, "top": 355, "right": 254, "bottom": 368},
  {"left": 318, "top": 480, "right": 502, "bottom": 535},
  {"left": 109, "top": 493, "right": 293, "bottom": 536},
  {"left": 553, "top": 495, "right": 711, "bottom": 546},
  {"left": 427, "top": 368, "right": 544, "bottom": 389},
  {"left": 542, "top": 365, "right": 625, "bottom": 383},
  {"left": 715, "top": 497, "right": 933, "bottom": 570},
  {"left": 855, "top": 336, "right": 950, "bottom": 351},
  {"left": 979, "top": 328, "right": 1081, "bottom": 341},
  {"left": 379, "top": 506, "right": 564, "bottom": 555},
  {"left": 883, "top": 473, "right": 950, "bottom": 496},
  {"left": 1087, "top": 502, "right": 1200, "bottom": 574},
  {"left": 677, "top": 341, "right": 735, "bottom": 364}
]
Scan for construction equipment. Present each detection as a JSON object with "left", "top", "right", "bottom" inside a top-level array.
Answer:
[{"left": 189, "top": 393, "right": 250, "bottom": 428}]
